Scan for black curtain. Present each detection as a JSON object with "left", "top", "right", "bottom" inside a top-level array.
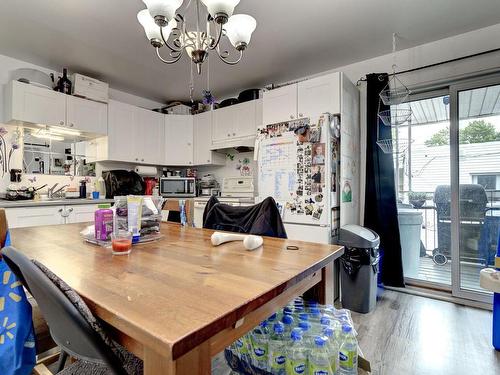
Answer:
[{"left": 364, "top": 73, "right": 405, "bottom": 287}]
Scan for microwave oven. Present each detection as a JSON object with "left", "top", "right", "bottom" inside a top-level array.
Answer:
[{"left": 160, "top": 177, "right": 196, "bottom": 197}]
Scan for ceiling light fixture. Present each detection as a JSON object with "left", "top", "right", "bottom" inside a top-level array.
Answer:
[
  {"left": 48, "top": 127, "right": 82, "bottom": 136},
  {"left": 137, "top": 0, "right": 256, "bottom": 74}
]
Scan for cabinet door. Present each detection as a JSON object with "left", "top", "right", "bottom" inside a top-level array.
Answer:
[
  {"left": 233, "top": 100, "right": 259, "bottom": 138},
  {"left": 297, "top": 72, "right": 340, "bottom": 117},
  {"left": 107, "top": 100, "right": 137, "bottom": 162},
  {"left": 8, "top": 81, "right": 66, "bottom": 127},
  {"left": 66, "top": 204, "right": 99, "bottom": 224},
  {"left": 164, "top": 115, "right": 193, "bottom": 165},
  {"left": 262, "top": 84, "right": 298, "bottom": 124},
  {"left": 66, "top": 95, "right": 107, "bottom": 135},
  {"left": 212, "top": 106, "right": 235, "bottom": 143},
  {"left": 194, "top": 112, "right": 212, "bottom": 165},
  {"left": 5, "top": 206, "right": 66, "bottom": 228},
  {"left": 135, "top": 108, "right": 164, "bottom": 165}
]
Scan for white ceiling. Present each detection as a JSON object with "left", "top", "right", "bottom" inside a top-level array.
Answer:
[{"left": 1, "top": 0, "right": 500, "bottom": 103}]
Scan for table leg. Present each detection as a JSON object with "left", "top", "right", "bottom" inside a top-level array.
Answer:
[
  {"left": 303, "top": 261, "right": 334, "bottom": 305},
  {"left": 144, "top": 341, "right": 211, "bottom": 375}
]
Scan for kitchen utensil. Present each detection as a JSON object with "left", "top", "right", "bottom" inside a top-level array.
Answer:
[
  {"left": 220, "top": 98, "right": 239, "bottom": 108},
  {"left": 210, "top": 232, "right": 263, "bottom": 251},
  {"left": 238, "top": 89, "right": 260, "bottom": 103}
]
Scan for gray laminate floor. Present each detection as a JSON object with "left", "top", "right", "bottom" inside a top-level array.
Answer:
[{"left": 212, "top": 289, "right": 500, "bottom": 375}]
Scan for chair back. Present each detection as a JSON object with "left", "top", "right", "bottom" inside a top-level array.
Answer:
[
  {"left": 1, "top": 246, "right": 127, "bottom": 375},
  {"left": 162, "top": 199, "right": 192, "bottom": 225}
]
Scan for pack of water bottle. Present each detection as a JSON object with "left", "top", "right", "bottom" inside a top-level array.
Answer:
[{"left": 225, "top": 297, "right": 359, "bottom": 375}]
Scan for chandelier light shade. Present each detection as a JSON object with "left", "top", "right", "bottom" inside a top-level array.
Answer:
[
  {"left": 137, "top": 0, "right": 256, "bottom": 74},
  {"left": 142, "top": 0, "right": 183, "bottom": 25},
  {"left": 224, "top": 14, "right": 256, "bottom": 49},
  {"left": 201, "top": 0, "right": 240, "bottom": 24}
]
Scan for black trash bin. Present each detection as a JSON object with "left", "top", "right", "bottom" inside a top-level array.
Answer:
[{"left": 338, "top": 224, "right": 380, "bottom": 313}]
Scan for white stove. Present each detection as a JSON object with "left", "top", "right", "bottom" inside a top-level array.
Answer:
[{"left": 193, "top": 177, "right": 255, "bottom": 227}]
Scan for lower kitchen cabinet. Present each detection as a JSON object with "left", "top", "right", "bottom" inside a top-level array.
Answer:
[{"left": 5, "top": 204, "right": 100, "bottom": 228}]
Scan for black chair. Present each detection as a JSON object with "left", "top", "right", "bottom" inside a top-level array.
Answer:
[
  {"left": 203, "top": 196, "right": 287, "bottom": 239},
  {"left": 1, "top": 246, "right": 142, "bottom": 375}
]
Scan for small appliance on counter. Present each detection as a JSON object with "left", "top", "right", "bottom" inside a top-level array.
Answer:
[
  {"left": 198, "top": 174, "right": 220, "bottom": 197},
  {"left": 160, "top": 176, "right": 196, "bottom": 198}
]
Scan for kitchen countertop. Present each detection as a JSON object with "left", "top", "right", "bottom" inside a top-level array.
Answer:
[{"left": 0, "top": 198, "right": 115, "bottom": 208}]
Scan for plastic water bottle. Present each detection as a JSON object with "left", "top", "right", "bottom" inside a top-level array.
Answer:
[
  {"left": 269, "top": 322, "right": 286, "bottom": 375},
  {"left": 298, "top": 313, "right": 309, "bottom": 322},
  {"left": 308, "top": 336, "right": 333, "bottom": 375},
  {"left": 268, "top": 312, "right": 278, "bottom": 323},
  {"left": 251, "top": 321, "right": 270, "bottom": 371},
  {"left": 234, "top": 334, "right": 252, "bottom": 364},
  {"left": 282, "top": 314, "right": 295, "bottom": 336},
  {"left": 323, "top": 327, "right": 340, "bottom": 374},
  {"left": 309, "top": 307, "right": 321, "bottom": 323},
  {"left": 339, "top": 325, "right": 358, "bottom": 374},
  {"left": 298, "top": 321, "right": 312, "bottom": 344},
  {"left": 286, "top": 329, "right": 308, "bottom": 375}
]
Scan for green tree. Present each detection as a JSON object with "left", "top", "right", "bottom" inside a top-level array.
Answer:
[{"left": 425, "top": 120, "right": 500, "bottom": 146}]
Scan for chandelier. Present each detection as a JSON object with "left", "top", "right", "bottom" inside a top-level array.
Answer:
[{"left": 137, "top": 0, "right": 257, "bottom": 74}]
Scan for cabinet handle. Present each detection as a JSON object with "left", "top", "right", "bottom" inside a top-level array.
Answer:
[
  {"left": 232, "top": 133, "right": 236, "bottom": 136},
  {"left": 299, "top": 113, "right": 303, "bottom": 117},
  {"left": 187, "top": 142, "right": 191, "bottom": 146},
  {"left": 68, "top": 208, "right": 74, "bottom": 213},
  {"left": 58, "top": 208, "right": 63, "bottom": 213},
  {"left": 135, "top": 158, "right": 139, "bottom": 161},
  {"left": 141, "top": 159, "right": 144, "bottom": 162},
  {"left": 207, "top": 159, "right": 210, "bottom": 162},
  {"left": 60, "top": 121, "right": 64, "bottom": 125},
  {"left": 69, "top": 123, "right": 74, "bottom": 127},
  {"left": 227, "top": 133, "right": 231, "bottom": 137}
]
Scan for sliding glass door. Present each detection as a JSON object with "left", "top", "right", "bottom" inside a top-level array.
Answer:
[
  {"left": 394, "top": 74, "right": 500, "bottom": 302},
  {"left": 450, "top": 77, "right": 500, "bottom": 303}
]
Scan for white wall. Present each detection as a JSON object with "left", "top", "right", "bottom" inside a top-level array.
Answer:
[{"left": 197, "top": 151, "right": 257, "bottom": 187}]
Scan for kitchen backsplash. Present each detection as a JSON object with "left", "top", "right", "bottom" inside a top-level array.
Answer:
[{"left": 197, "top": 151, "right": 257, "bottom": 191}]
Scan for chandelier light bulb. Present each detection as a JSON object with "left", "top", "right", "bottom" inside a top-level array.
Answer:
[
  {"left": 137, "top": 9, "right": 164, "bottom": 46},
  {"left": 143, "top": 0, "right": 183, "bottom": 26},
  {"left": 224, "top": 14, "right": 256, "bottom": 50},
  {"left": 201, "top": 0, "right": 240, "bottom": 24}
]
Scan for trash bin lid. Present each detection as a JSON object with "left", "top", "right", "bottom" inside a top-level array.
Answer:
[{"left": 338, "top": 224, "right": 380, "bottom": 248}]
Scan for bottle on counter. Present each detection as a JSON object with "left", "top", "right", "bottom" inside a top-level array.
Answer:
[{"left": 79, "top": 179, "right": 87, "bottom": 198}]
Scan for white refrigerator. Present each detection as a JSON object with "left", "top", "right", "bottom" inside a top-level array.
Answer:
[{"left": 256, "top": 80, "right": 360, "bottom": 244}]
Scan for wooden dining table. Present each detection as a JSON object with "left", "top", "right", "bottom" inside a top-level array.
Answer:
[{"left": 10, "top": 223, "right": 344, "bottom": 374}]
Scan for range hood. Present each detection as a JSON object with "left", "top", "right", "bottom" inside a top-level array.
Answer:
[{"left": 210, "top": 137, "right": 255, "bottom": 153}]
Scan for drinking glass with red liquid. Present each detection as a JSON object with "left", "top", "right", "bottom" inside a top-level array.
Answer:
[{"left": 111, "top": 231, "right": 133, "bottom": 255}]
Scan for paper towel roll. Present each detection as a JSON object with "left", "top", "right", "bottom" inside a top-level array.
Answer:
[{"left": 134, "top": 166, "right": 158, "bottom": 176}]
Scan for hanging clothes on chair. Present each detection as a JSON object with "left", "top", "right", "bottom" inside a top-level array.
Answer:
[
  {"left": 203, "top": 197, "right": 287, "bottom": 239},
  {"left": 0, "top": 232, "right": 36, "bottom": 375}
]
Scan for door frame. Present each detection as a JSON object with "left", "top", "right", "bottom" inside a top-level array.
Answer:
[{"left": 449, "top": 73, "right": 500, "bottom": 303}]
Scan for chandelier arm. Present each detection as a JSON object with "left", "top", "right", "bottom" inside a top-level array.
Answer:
[
  {"left": 160, "top": 26, "right": 182, "bottom": 53},
  {"left": 216, "top": 46, "right": 243, "bottom": 65},
  {"left": 209, "top": 22, "right": 224, "bottom": 50},
  {"left": 155, "top": 47, "right": 183, "bottom": 64}
]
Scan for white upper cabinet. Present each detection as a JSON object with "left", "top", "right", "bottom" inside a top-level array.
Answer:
[
  {"left": 297, "top": 72, "right": 341, "bottom": 117},
  {"left": 107, "top": 100, "right": 137, "bottom": 163},
  {"left": 194, "top": 111, "right": 225, "bottom": 165},
  {"left": 136, "top": 107, "right": 164, "bottom": 165},
  {"left": 262, "top": 84, "right": 298, "bottom": 124},
  {"left": 66, "top": 95, "right": 107, "bottom": 135},
  {"left": 234, "top": 99, "right": 261, "bottom": 138},
  {"left": 5, "top": 80, "right": 66, "bottom": 127},
  {"left": 212, "top": 105, "right": 235, "bottom": 143},
  {"left": 212, "top": 99, "right": 262, "bottom": 144},
  {"left": 164, "top": 115, "right": 194, "bottom": 165}
]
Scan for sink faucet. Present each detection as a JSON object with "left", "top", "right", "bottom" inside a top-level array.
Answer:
[{"left": 48, "top": 183, "right": 69, "bottom": 198}]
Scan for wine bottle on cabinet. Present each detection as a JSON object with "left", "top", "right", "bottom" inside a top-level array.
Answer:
[{"left": 59, "top": 68, "right": 72, "bottom": 94}]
